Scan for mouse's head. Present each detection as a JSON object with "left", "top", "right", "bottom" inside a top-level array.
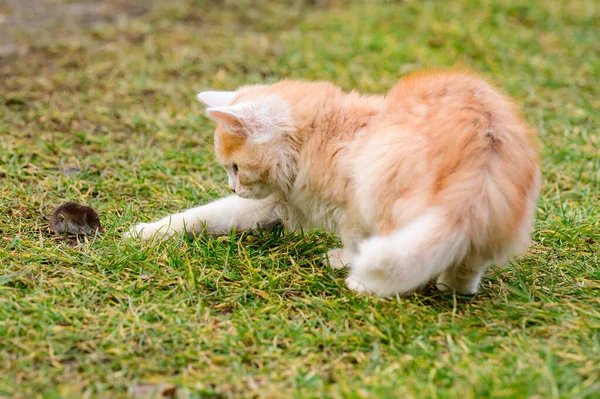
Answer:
[{"left": 51, "top": 204, "right": 104, "bottom": 235}]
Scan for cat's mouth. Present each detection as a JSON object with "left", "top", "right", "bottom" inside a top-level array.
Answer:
[
  {"left": 236, "top": 185, "right": 271, "bottom": 200},
  {"left": 235, "top": 187, "right": 257, "bottom": 200}
]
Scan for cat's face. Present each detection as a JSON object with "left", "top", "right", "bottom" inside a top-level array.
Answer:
[
  {"left": 197, "top": 88, "right": 295, "bottom": 199},
  {"left": 213, "top": 123, "right": 273, "bottom": 199}
]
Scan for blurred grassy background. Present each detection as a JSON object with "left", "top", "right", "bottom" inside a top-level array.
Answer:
[{"left": 0, "top": 1, "right": 599, "bottom": 398}]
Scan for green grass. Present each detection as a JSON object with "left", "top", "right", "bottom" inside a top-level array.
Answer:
[{"left": 1, "top": 0, "right": 599, "bottom": 398}]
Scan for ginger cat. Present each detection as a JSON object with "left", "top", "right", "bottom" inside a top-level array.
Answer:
[{"left": 128, "top": 70, "right": 541, "bottom": 296}]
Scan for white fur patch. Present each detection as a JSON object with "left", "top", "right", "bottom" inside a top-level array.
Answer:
[{"left": 125, "top": 195, "right": 281, "bottom": 240}]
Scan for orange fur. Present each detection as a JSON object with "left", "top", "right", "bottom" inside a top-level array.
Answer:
[{"left": 214, "top": 125, "right": 244, "bottom": 159}]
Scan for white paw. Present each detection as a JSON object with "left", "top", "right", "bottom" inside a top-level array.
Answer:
[
  {"left": 124, "top": 222, "right": 174, "bottom": 241},
  {"left": 345, "top": 275, "right": 367, "bottom": 294},
  {"left": 323, "top": 248, "right": 349, "bottom": 270}
]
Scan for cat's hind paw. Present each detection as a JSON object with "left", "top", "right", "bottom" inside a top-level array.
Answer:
[{"left": 345, "top": 275, "right": 367, "bottom": 294}]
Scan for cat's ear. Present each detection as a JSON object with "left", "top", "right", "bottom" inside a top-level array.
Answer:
[
  {"left": 205, "top": 103, "right": 248, "bottom": 135},
  {"left": 196, "top": 91, "right": 236, "bottom": 108},
  {"left": 205, "top": 97, "right": 292, "bottom": 142}
]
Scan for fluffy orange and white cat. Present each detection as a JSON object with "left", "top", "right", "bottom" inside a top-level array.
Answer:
[{"left": 128, "top": 70, "right": 541, "bottom": 296}]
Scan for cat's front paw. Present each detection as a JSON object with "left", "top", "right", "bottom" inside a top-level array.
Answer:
[
  {"left": 124, "top": 222, "right": 174, "bottom": 241},
  {"left": 323, "top": 248, "right": 350, "bottom": 270}
]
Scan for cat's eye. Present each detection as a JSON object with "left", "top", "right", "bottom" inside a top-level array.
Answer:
[{"left": 232, "top": 164, "right": 239, "bottom": 174}]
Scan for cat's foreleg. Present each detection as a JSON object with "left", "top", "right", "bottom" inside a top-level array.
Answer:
[
  {"left": 126, "top": 195, "right": 280, "bottom": 241},
  {"left": 323, "top": 229, "right": 362, "bottom": 270}
]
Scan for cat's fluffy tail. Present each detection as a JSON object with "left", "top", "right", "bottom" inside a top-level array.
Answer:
[{"left": 346, "top": 208, "right": 469, "bottom": 296}]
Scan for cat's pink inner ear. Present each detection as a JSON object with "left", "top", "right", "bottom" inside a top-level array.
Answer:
[{"left": 206, "top": 108, "right": 246, "bottom": 135}]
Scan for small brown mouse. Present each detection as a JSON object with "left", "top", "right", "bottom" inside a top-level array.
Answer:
[{"left": 50, "top": 202, "right": 104, "bottom": 235}]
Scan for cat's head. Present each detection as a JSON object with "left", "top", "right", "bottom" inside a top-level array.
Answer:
[{"left": 197, "top": 86, "right": 296, "bottom": 199}]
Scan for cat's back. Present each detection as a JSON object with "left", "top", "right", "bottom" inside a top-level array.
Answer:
[
  {"left": 380, "top": 69, "right": 536, "bottom": 164},
  {"left": 387, "top": 69, "right": 500, "bottom": 104},
  {"left": 350, "top": 69, "right": 539, "bottom": 236},
  {"left": 385, "top": 70, "right": 523, "bottom": 126}
]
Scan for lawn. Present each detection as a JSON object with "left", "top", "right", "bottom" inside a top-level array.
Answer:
[{"left": 1, "top": 0, "right": 599, "bottom": 398}]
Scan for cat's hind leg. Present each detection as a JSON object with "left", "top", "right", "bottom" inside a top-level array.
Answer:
[
  {"left": 436, "top": 258, "right": 491, "bottom": 295},
  {"left": 346, "top": 208, "right": 469, "bottom": 296}
]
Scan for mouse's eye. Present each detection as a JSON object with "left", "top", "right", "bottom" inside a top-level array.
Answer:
[{"left": 232, "top": 164, "right": 239, "bottom": 174}]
